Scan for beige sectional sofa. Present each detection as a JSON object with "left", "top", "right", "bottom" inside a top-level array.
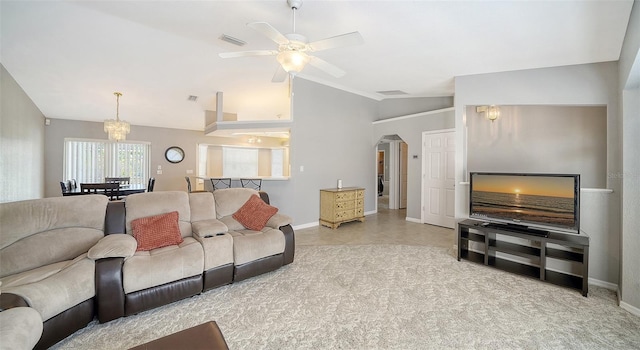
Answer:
[{"left": 0, "top": 188, "right": 294, "bottom": 349}]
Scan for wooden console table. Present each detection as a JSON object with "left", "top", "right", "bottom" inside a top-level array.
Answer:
[
  {"left": 319, "top": 187, "right": 365, "bottom": 229},
  {"left": 457, "top": 219, "right": 590, "bottom": 296}
]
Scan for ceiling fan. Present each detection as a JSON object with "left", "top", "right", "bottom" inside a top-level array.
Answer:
[{"left": 219, "top": 0, "right": 364, "bottom": 83}]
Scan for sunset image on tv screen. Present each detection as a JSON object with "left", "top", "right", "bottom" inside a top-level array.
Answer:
[{"left": 471, "top": 174, "right": 576, "bottom": 228}]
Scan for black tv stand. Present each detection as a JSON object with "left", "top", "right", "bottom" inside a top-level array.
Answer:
[
  {"left": 482, "top": 222, "right": 549, "bottom": 237},
  {"left": 458, "top": 219, "right": 590, "bottom": 296}
]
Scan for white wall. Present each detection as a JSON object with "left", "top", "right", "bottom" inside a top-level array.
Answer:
[
  {"left": 0, "top": 64, "right": 45, "bottom": 203},
  {"left": 454, "top": 62, "right": 620, "bottom": 285}
]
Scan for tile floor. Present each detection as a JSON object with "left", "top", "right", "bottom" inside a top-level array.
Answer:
[{"left": 295, "top": 199, "right": 455, "bottom": 249}]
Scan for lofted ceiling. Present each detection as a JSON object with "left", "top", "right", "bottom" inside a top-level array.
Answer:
[{"left": 0, "top": 0, "right": 634, "bottom": 131}]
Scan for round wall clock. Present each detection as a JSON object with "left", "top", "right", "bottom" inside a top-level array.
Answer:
[{"left": 165, "top": 146, "right": 185, "bottom": 164}]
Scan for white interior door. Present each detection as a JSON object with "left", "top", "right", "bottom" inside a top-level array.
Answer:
[{"left": 422, "top": 130, "right": 456, "bottom": 228}]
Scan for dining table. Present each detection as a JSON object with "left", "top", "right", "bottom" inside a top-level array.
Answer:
[{"left": 63, "top": 183, "right": 147, "bottom": 197}]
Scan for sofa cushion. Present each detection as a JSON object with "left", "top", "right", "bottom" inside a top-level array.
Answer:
[
  {"left": 131, "top": 211, "right": 183, "bottom": 252},
  {"left": 213, "top": 188, "right": 259, "bottom": 218},
  {"left": 122, "top": 237, "right": 204, "bottom": 294},
  {"left": 0, "top": 195, "right": 108, "bottom": 278},
  {"left": 125, "top": 192, "right": 192, "bottom": 238},
  {"left": 232, "top": 194, "right": 278, "bottom": 231},
  {"left": 189, "top": 192, "right": 217, "bottom": 222},
  {"left": 1, "top": 255, "right": 95, "bottom": 321},
  {"left": 230, "top": 228, "right": 286, "bottom": 265}
]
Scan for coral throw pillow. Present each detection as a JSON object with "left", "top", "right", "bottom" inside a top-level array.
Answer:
[
  {"left": 131, "top": 211, "right": 183, "bottom": 251},
  {"left": 232, "top": 194, "right": 278, "bottom": 231}
]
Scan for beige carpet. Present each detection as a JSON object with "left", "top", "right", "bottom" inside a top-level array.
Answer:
[{"left": 53, "top": 245, "right": 640, "bottom": 349}]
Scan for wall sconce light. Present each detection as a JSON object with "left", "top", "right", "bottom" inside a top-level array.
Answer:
[{"left": 476, "top": 105, "right": 500, "bottom": 122}]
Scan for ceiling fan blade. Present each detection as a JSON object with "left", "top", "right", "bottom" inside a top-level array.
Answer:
[
  {"left": 272, "top": 65, "right": 288, "bottom": 83},
  {"left": 218, "top": 50, "right": 278, "bottom": 58},
  {"left": 308, "top": 56, "right": 346, "bottom": 78},
  {"left": 247, "top": 22, "right": 289, "bottom": 45},
  {"left": 308, "top": 32, "right": 364, "bottom": 52}
]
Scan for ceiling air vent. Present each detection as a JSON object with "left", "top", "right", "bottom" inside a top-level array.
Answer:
[
  {"left": 219, "top": 34, "right": 246, "bottom": 47},
  {"left": 376, "top": 90, "right": 409, "bottom": 96},
  {"left": 187, "top": 95, "right": 198, "bottom": 102}
]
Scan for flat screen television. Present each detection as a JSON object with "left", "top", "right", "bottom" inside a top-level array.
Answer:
[{"left": 469, "top": 172, "right": 580, "bottom": 234}]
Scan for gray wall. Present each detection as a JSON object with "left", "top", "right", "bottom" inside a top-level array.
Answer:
[
  {"left": 373, "top": 109, "right": 455, "bottom": 220},
  {"left": 43, "top": 120, "right": 293, "bottom": 211},
  {"left": 454, "top": 62, "right": 621, "bottom": 286},
  {"left": 43, "top": 78, "right": 380, "bottom": 227},
  {"left": 290, "top": 78, "right": 379, "bottom": 225},
  {"left": 0, "top": 64, "right": 45, "bottom": 203},
  {"left": 466, "top": 105, "right": 607, "bottom": 188},
  {"left": 618, "top": 0, "right": 640, "bottom": 314},
  {"left": 377, "top": 96, "right": 454, "bottom": 120}
]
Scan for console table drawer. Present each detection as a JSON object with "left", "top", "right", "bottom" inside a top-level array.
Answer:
[{"left": 336, "top": 200, "right": 356, "bottom": 210}]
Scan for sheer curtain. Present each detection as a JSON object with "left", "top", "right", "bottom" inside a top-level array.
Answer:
[{"left": 64, "top": 139, "right": 150, "bottom": 186}]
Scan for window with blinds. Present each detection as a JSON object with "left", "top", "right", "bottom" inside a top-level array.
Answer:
[
  {"left": 64, "top": 139, "right": 151, "bottom": 186},
  {"left": 222, "top": 147, "right": 258, "bottom": 178}
]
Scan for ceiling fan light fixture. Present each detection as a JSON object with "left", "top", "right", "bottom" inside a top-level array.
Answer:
[{"left": 277, "top": 50, "right": 310, "bottom": 74}]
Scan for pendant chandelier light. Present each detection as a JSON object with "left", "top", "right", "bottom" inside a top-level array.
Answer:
[{"left": 104, "top": 92, "right": 130, "bottom": 142}]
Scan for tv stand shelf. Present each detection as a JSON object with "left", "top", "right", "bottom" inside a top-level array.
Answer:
[{"left": 457, "top": 219, "right": 589, "bottom": 296}]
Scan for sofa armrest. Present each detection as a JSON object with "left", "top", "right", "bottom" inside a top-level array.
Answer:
[
  {"left": 266, "top": 213, "right": 293, "bottom": 229},
  {"left": 0, "top": 307, "right": 43, "bottom": 350},
  {"left": 192, "top": 233, "right": 234, "bottom": 272},
  {"left": 95, "top": 257, "right": 125, "bottom": 323},
  {"left": 192, "top": 219, "right": 228, "bottom": 238},
  {"left": 280, "top": 224, "right": 295, "bottom": 265},
  {"left": 88, "top": 234, "right": 137, "bottom": 260}
]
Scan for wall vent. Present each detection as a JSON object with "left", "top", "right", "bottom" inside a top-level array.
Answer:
[
  {"left": 219, "top": 34, "right": 246, "bottom": 47},
  {"left": 187, "top": 95, "right": 198, "bottom": 102}
]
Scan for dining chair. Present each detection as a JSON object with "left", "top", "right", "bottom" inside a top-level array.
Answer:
[
  {"left": 81, "top": 183, "right": 120, "bottom": 201},
  {"left": 240, "top": 178, "right": 262, "bottom": 190},
  {"left": 105, "top": 177, "right": 130, "bottom": 186},
  {"left": 210, "top": 178, "right": 231, "bottom": 191},
  {"left": 147, "top": 177, "right": 155, "bottom": 192},
  {"left": 104, "top": 177, "right": 130, "bottom": 199},
  {"left": 185, "top": 176, "right": 192, "bottom": 192},
  {"left": 60, "top": 181, "right": 69, "bottom": 194}
]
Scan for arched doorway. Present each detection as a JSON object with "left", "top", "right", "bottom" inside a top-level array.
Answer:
[{"left": 376, "top": 135, "right": 407, "bottom": 210}]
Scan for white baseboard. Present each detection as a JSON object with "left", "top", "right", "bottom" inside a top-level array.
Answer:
[
  {"left": 365, "top": 210, "right": 376, "bottom": 216},
  {"left": 293, "top": 222, "right": 319, "bottom": 231},
  {"left": 405, "top": 217, "right": 421, "bottom": 223},
  {"left": 620, "top": 300, "right": 640, "bottom": 317},
  {"left": 588, "top": 278, "right": 618, "bottom": 291}
]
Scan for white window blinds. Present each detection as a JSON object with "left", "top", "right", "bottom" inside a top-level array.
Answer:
[
  {"left": 64, "top": 139, "right": 150, "bottom": 186},
  {"left": 223, "top": 147, "right": 258, "bottom": 178}
]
